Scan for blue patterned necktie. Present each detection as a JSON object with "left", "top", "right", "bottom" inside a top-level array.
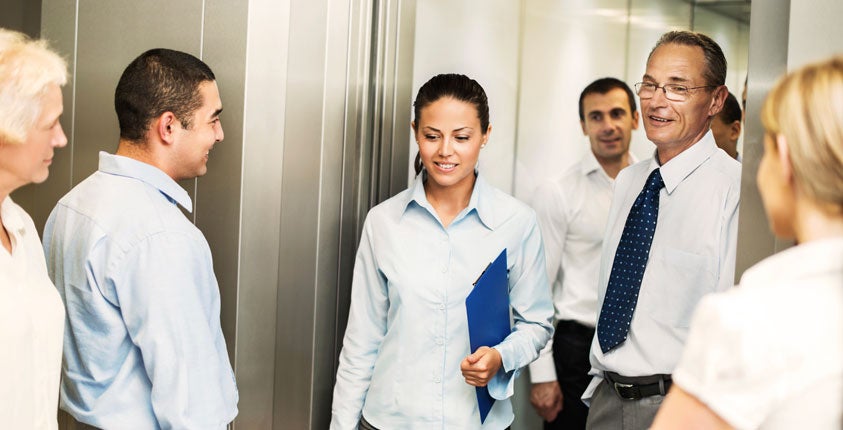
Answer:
[{"left": 597, "top": 168, "right": 664, "bottom": 354}]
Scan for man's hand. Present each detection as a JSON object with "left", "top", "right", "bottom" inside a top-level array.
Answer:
[
  {"left": 460, "top": 346, "right": 503, "bottom": 387},
  {"left": 530, "top": 381, "right": 563, "bottom": 422}
]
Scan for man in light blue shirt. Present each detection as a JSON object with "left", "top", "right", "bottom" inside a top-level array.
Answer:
[{"left": 43, "top": 48, "right": 238, "bottom": 429}]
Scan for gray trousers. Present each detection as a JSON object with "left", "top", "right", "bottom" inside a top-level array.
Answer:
[{"left": 585, "top": 379, "right": 665, "bottom": 430}]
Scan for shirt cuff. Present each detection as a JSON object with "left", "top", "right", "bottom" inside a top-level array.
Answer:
[
  {"left": 528, "top": 349, "right": 557, "bottom": 383},
  {"left": 487, "top": 366, "right": 519, "bottom": 400}
]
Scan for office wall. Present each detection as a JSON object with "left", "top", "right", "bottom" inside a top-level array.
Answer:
[
  {"left": 409, "top": 0, "right": 522, "bottom": 192},
  {"left": 515, "top": 0, "right": 749, "bottom": 202}
]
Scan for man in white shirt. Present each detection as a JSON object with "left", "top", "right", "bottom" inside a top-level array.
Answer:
[
  {"left": 528, "top": 77, "right": 639, "bottom": 429},
  {"left": 584, "top": 31, "right": 741, "bottom": 430}
]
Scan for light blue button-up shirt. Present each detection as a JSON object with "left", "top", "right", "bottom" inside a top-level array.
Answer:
[
  {"left": 331, "top": 172, "right": 554, "bottom": 429},
  {"left": 43, "top": 152, "right": 238, "bottom": 430}
]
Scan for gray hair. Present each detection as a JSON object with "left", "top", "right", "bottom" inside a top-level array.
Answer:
[
  {"left": 648, "top": 31, "right": 726, "bottom": 87},
  {"left": 0, "top": 28, "right": 68, "bottom": 145}
]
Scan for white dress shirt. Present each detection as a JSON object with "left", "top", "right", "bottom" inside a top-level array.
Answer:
[
  {"left": 674, "top": 238, "right": 843, "bottom": 430},
  {"left": 0, "top": 197, "right": 64, "bottom": 429},
  {"left": 528, "top": 150, "right": 635, "bottom": 383},
  {"left": 331, "top": 172, "right": 554, "bottom": 429},
  {"left": 584, "top": 131, "right": 741, "bottom": 400}
]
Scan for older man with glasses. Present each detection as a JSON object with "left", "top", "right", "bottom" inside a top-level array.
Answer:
[{"left": 582, "top": 31, "right": 741, "bottom": 430}]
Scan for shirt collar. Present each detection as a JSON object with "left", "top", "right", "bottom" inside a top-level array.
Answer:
[
  {"left": 648, "top": 130, "right": 718, "bottom": 195},
  {"left": 0, "top": 196, "right": 24, "bottom": 232},
  {"left": 579, "top": 150, "right": 603, "bottom": 176},
  {"left": 402, "top": 170, "right": 495, "bottom": 230},
  {"left": 97, "top": 151, "right": 193, "bottom": 212},
  {"left": 580, "top": 149, "right": 639, "bottom": 179}
]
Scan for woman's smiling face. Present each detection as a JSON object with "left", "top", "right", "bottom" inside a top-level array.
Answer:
[{"left": 414, "top": 97, "right": 489, "bottom": 192}]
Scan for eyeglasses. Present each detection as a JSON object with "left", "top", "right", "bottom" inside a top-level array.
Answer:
[{"left": 634, "top": 82, "right": 717, "bottom": 102}]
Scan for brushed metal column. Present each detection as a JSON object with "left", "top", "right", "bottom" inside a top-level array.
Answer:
[
  {"left": 272, "top": 0, "right": 415, "bottom": 427},
  {"left": 734, "top": 0, "right": 791, "bottom": 278}
]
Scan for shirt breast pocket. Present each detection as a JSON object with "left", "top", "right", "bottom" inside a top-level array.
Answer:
[{"left": 646, "top": 247, "right": 717, "bottom": 328}]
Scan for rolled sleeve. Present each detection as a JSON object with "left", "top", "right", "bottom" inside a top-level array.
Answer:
[
  {"left": 528, "top": 342, "right": 558, "bottom": 383},
  {"left": 489, "top": 212, "right": 555, "bottom": 399}
]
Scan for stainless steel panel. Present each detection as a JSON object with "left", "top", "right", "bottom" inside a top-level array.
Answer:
[
  {"left": 273, "top": 0, "right": 332, "bottom": 426},
  {"left": 271, "top": 0, "right": 416, "bottom": 426},
  {"left": 384, "top": 0, "right": 415, "bottom": 199},
  {"left": 232, "top": 1, "right": 291, "bottom": 427},
  {"left": 311, "top": 0, "right": 356, "bottom": 426},
  {"left": 197, "top": 0, "right": 248, "bottom": 369},
  {"left": 331, "top": 0, "right": 416, "bottom": 415},
  {"left": 734, "top": 0, "right": 791, "bottom": 279},
  {"left": 0, "top": 0, "right": 41, "bottom": 37},
  {"left": 326, "top": 0, "right": 416, "bottom": 426},
  {"left": 333, "top": 0, "right": 375, "bottom": 404}
]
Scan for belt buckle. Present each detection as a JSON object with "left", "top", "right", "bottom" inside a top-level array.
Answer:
[{"left": 613, "top": 381, "right": 640, "bottom": 400}]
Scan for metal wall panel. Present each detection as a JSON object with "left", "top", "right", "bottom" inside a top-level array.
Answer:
[
  {"left": 270, "top": 0, "right": 415, "bottom": 427},
  {"left": 198, "top": 0, "right": 249, "bottom": 365},
  {"left": 734, "top": 0, "right": 791, "bottom": 278},
  {"left": 735, "top": 0, "right": 843, "bottom": 278},
  {"left": 234, "top": 1, "right": 291, "bottom": 427},
  {"left": 272, "top": 0, "right": 332, "bottom": 425}
]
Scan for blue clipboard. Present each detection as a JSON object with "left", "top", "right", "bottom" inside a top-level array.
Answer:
[{"left": 465, "top": 249, "right": 510, "bottom": 424}]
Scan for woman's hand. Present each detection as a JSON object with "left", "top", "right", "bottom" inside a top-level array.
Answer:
[{"left": 460, "top": 346, "right": 503, "bottom": 387}]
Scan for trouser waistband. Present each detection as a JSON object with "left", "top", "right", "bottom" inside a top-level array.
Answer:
[{"left": 604, "top": 371, "right": 672, "bottom": 400}]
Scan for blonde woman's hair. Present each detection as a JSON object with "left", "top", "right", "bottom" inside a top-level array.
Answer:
[
  {"left": 761, "top": 55, "right": 843, "bottom": 212},
  {"left": 0, "top": 28, "right": 68, "bottom": 145}
]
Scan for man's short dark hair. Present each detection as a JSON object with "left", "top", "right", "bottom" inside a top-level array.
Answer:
[
  {"left": 578, "top": 77, "right": 637, "bottom": 121},
  {"left": 719, "top": 91, "right": 742, "bottom": 124},
  {"left": 648, "top": 31, "right": 727, "bottom": 88},
  {"left": 115, "top": 48, "right": 215, "bottom": 142}
]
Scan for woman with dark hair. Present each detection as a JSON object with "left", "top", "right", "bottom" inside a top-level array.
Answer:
[
  {"left": 651, "top": 56, "right": 843, "bottom": 429},
  {"left": 331, "top": 74, "right": 554, "bottom": 429}
]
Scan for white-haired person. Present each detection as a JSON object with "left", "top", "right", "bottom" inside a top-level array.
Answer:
[
  {"left": 651, "top": 56, "right": 843, "bottom": 429},
  {"left": 0, "top": 28, "right": 68, "bottom": 429}
]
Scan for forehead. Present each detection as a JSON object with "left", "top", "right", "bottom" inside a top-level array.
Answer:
[
  {"left": 37, "top": 83, "right": 64, "bottom": 120},
  {"left": 582, "top": 88, "right": 632, "bottom": 113},
  {"left": 197, "top": 80, "right": 222, "bottom": 110},
  {"left": 645, "top": 43, "right": 707, "bottom": 82},
  {"left": 418, "top": 97, "right": 479, "bottom": 125}
]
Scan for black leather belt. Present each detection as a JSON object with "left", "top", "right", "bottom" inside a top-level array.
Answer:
[{"left": 604, "top": 371, "right": 672, "bottom": 400}]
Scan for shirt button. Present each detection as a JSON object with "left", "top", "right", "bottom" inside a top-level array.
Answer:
[
  {"left": 434, "top": 376, "right": 441, "bottom": 383},
  {"left": 435, "top": 338, "right": 444, "bottom": 345},
  {"left": 441, "top": 265, "right": 448, "bottom": 273},
  {"left": 439, "top": 303, "right": 445, "bottom": 310}
]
